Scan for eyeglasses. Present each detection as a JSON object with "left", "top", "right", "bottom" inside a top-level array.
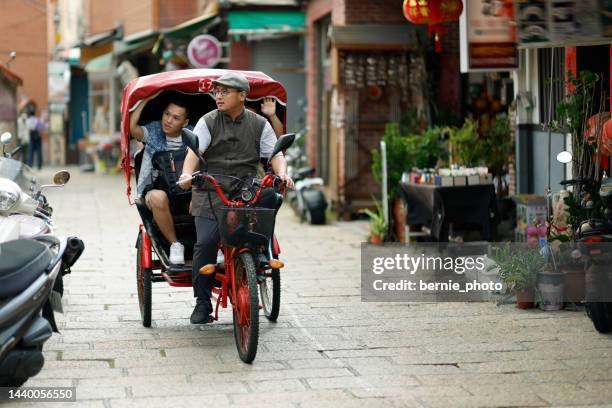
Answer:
[{"left": 212, "top": 88, "right": 237, "bottom": 97}]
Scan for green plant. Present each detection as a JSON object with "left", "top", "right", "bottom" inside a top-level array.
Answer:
[
  {"left": 371, "top": 123, "right": 417, "bottom": 201},
  {"left": 477, "top": 117, "right": 514, "bottom": 194},
  {"left": 449, "top": 118, "right": 479, "bottom": 166},
  {"left": 552, "top": 70, "right": 603, "bottom": 183},
  {"left": 360, "top": 198, "right": 386, "bottom": 237},
  {"left": 490, "top": 244, "right": 546, "bottom": 291},
  {"left": 411, "top": 127, "right": 449, "bottom": 169}
]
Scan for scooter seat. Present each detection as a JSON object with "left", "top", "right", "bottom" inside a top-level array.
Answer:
[{"left": 0, "top": 239, "right": 53, "bottom": 298}]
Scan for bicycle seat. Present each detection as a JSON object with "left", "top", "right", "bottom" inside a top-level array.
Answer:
[{"left": 0, "top": 239, "right": 53, "bottom": 298}]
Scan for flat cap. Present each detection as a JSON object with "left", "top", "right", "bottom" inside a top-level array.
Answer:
[{"left": 212, "top": 71, "right": 250, "bottom": 92}]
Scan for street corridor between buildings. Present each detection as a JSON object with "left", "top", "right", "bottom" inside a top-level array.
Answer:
[{"left": 4, "top": 167, "right": 612, "bottom": 407}]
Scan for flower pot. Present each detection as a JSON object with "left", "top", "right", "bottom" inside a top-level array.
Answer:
[
  {"left": 515, "top": 289, "right": 535, "bottom": 309},
  {"left": 370, "top": 234, "right": 383, "bottom": 245},
  {"left": 537, "top": 271, "right": 565, "bottom": 311},
  {"left": 562, "top": 266, "right": 585, "bottom": 304}
]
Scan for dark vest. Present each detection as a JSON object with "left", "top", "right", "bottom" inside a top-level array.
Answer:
[{"left": 191, "top": 109, "right": 266, "bottom": 219}]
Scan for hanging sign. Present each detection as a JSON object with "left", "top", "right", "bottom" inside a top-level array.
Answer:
[
  {"left": 187, "top": 34, "right": 222, "bottom": 68},
  {"left": 516, "top": 0, "right": 609, "bottom": 47},
  {"left": 460, "top": 0, "right": 518, "bottom": 72}
]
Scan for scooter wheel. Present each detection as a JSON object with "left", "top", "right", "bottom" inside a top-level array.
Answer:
[
  {"left": 586, "top": 302, "right": 612, "bottom": 334},
  {"left": 306, "top": 208, "right": 326, "bottom": 225}
]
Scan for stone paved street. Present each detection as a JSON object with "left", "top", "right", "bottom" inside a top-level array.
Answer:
[{"left": 5, "top": 168, "right": 612, "bottom": 407}]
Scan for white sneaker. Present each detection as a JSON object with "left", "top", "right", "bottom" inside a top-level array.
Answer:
[
  {"left": 216, "top": 250, "right": 224, "bottom": 265},
  {"left": 169, "top": 242, "right": 185, "bottom": 265}
]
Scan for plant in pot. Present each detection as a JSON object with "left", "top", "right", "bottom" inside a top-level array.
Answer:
[
  {"left": 551, "top": 241, "right": 584, "bottom": 305},
  {"left": 477, "top": 116, "right": 514, "bottom": 197},
  {"left": 449, "top": 118, "right": 479, "bottom": 167},
  {"left": 491, "top": 243, "right": 545, "bottom": 309},
  {"left": 371, "top": 122, "right": 418, "bottom": 242},
  {"left": 360, "top": 198, "right": 387, "bottom": 244}
]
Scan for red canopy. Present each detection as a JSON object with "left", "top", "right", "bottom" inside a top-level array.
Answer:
[{"left": 120, "top": 69, "right": 288, "bottom": 202}]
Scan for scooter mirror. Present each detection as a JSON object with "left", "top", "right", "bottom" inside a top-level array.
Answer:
[
  {"left": 53, "top": 170, "right": 70, "bottom": 185},
  {"left": 1, "top": 132, "right": 12, "bottom": 145},
  {"left": 181, "top": 128, "right": 207, "bottom": 171},
  {"left": 557, "top": 151, "right": 572, "bottom": 164},
  {"left": 181, "top": 128, "right": 199, "bottom": 151},
  {"left": 268, "top": 133, "right": 295, "bottom": 164}
]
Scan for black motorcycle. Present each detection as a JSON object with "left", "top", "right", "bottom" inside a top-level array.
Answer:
[
  {"left": 561, "top": 175, "right": 612, "bottom": 333},
  {"left": 0, "top": 235, "right": 82, "bottom": 386}
]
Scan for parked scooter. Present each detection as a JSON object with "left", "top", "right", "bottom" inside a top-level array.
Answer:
[
  {"left": 0, "top": 132, "right": 85, "bottom": 386},
  {"left": 1, "top": 132, "right": 67, "bottom": 242},
  {"left": 285, "top": 129, "right": 328, "bottom": 225},
  {"left": 557, "top": 149, "right": 612, "bottom": 333},
  {"left": 575, "top": 175, "right": 612, "bottom": 333},
  {"left": 0, "top": 236, "right": 69, "bottom": 387}
]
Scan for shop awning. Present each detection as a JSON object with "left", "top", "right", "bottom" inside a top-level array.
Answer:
[
  {"left": 228, "top": 10, "right": 305, "bottom": 38},
  {"left": 330, "top": 24, "right": 418, "bottom": 50},
  {"left": 84, "top": 52, "right": 113, "bottom": 73},
  {"left": 84, "top": 38, "right": 155, "bottom": 73}
]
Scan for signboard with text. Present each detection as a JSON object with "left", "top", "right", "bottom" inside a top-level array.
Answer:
[
  {"left": 460, "top": 0, "right": 518, "bottom": 72},
  {"left": 516, "top": 0, "right": 612, "bottom": 47},
  {"left": 187, "top": 34, "right": 222, "bottom": 68}
]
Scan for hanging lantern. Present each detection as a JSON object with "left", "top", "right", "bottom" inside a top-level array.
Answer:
[{"left": 402, "top": 0, "right": 463, "bottom": 52}]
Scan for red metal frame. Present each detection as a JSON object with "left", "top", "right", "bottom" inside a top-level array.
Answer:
[{"left": 139, "top": 225, "right": 152, "bottom": 269}]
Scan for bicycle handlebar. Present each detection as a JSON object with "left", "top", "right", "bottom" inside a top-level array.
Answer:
[{"left": 177, "top": 171, "right": 283, "bottom": 207}]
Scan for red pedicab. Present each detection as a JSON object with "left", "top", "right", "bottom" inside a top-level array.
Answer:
[{"left": 120, "top": 69, "right": 292, "bottom": 363}]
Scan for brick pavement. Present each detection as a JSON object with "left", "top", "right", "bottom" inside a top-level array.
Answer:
[{"left": 4, "top": 168, "right": 612, "bottom": 407}]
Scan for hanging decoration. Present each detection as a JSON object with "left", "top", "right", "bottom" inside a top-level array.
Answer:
[{"left": 402, "top": 0, "right": 463, "bottom": 52}]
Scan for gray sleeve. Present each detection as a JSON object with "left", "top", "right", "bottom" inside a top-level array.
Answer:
[
  {"left": 193, "top": 117, "right": 212, "bottom": 153},
  {"left": 140, "top": 125, "right": 149, "bottom": 144},
  {"left": 260, "top": 122, "right": 278, "bottom": 158}
]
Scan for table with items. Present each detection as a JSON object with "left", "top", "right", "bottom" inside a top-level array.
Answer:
[{"left": 398, "top": 182, "right": 499, "bottom": 242}]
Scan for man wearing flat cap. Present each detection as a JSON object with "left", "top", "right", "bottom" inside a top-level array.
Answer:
[{"left": 179, "top": 71, "right": 294, "bottom": 324}]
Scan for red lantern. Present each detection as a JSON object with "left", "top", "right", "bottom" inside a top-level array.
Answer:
[{"left": 403, "top": 0, "right": 463, "bottom": 52}]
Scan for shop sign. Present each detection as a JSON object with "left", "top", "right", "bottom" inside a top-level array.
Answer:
[
  {"left": 48, "top": 61, "right": 70, "bottom": 103},
  {"left": 460, "top": 0, "right": 518, "bottom": 72},
  {"left": 187, "top": 34, "right": 222, "bottom": 68},
  {"left": 516, "top": 0, "right": 609, "bottom": 47}
]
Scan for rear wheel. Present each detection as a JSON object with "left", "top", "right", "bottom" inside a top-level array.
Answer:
[
  {"left": 233, "top": 252, "right": 259, "bottom": 363},
  {"left": 306, "top": 207, "right": 326, "bottom": 225},
  {"left": 260, "top": 255, "right": 281, "bottom": 321},
  {"left": 136, "top": 232, "right": 152, "bottom": 328},
  {"left": 586, "top": 302, "right": 612, "bottom": 333}
]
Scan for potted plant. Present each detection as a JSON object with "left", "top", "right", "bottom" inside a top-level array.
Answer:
[
  {"left": 552, "top": 242, "right": 584, "bottom": 304},
  {"left": 371, "top": 122, "right": 418, "bottom": 242},
  {"left": 360, "top": 198, "right": 387, "bottom": 244},
  {"left": 477, "top": 116, "right": 514, "bottom": 197},
  {"left": 491, "top": 243, "right": 546, "bottom": 309},
  {"left": 449, "top": 118, "right": 479, "bottom": 167}
]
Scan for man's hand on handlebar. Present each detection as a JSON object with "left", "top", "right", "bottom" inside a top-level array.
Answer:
[
  {"left": 178, "top": 173, "right": 192, "bottom": 190},
  {"left": 278, "top": 173, "right": 294, "bottom": 189}
]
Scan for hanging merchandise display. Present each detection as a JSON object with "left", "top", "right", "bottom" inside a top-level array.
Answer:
[
  {"left": 402, "top": 0, "right": 464, "bottom": 52},
  {"left": 340, "top": 52, "right": 410, "bottom": 102}
]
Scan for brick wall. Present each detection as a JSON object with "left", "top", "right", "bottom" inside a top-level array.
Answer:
[
  {"left": 158, "top": 0, "right": 198, "bottom": 29},
  {"left": 88, "top": 0, "right": 154, "bottom": 36},
  {"left": 228, "top": 39, "right": 251, "bottom": 70},
  {"left": 306, "top": 0, "right": 332, "bottom": 169},
  {"left": 0, "top": 0, "right": 48, "bottom": 109},
  {"left": 342, "top": 0, "right": 407, "bottom": 25}
]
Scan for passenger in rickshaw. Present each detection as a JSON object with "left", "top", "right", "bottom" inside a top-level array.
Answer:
[
  {"left": 247, "top": 97, "right": 284, "bottom": 137},
  {"left": 178, "top": 71, "right": 294, "bottom": 324},
  {"left": 129, "top": 93, "right": 193, "bottom": 265}
]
